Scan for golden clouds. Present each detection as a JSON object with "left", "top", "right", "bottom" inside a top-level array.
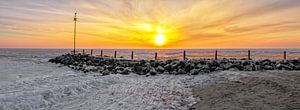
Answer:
[{"left": 0, "top": 0, "right": 300, "bottom": 48}]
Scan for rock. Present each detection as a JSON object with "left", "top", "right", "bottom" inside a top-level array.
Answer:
[
  {"left": 215, "top": 67, "right": 223, "bottom": 71},
  {"left": 149, "top": 69, "right": 157, "bottom": 75},
  {"left": 178, "top": 61, "right": 186, "bottom": 68},
  {"left": 102, "top": 70, "right": 110, "bottom": 76},
  {"left": 120, "top": 67, "right": 131, "bottom": 75},
  {"left": 68, "top": 65, "right": 76, "bottom": 69},
  {"left": 242, "top": 60, "right": 251, "bottom": 66},
  {"left": 289, "top": 59, "right": 300, "bottom": 65},
  {"left": 190, "top": 69, "right": 199, "bottom": 75},
  {"left": 264, "top": 65, "right": 274, "bottom": 70},
  {"left": 134, "top": 66, "right": 143, "bottom": 73},
  {"left": 177, "top": 69, "right": 187, "bottom": 74},
  {"left": 85, "top": 66, "right": 97, "bottom": 72},
  {"left": 222, "top": 63, "right": 233, "bottom": 70},
  {"left": 254, "top": 65, "right": 262, "bottom": 71},
  {"left": 165, "top": 60, "right": 173, "bottom": 64},
  {"left": 115, "top": 66, "right": 124, "bottom": 71},
  {"left": 106, "top": 65, "right": 114, "bottom": 71},
  {"left": 276, "top": 64, "right": 293, "bottom": 70},
  {"left": 199, "top": 65, "right": 210, "bottom": 70},
  {"left": 260, "top": 59, "right": 272, "bottom": 66},
  {"left": 163, "top": 71, "right": 169, "bottom": 74},
  {"left": 294, "top": 65, "right": 300, "bottom": 70},
  {"left": 245, "top": 65, "right": 254, "bottom": 71},
  {"left": 210, "top": 60, "right": 220, "bottom": 67},
  {"left": 156, "top": 66, "right": 165, "bottom": 73},
  {"left": 145, "top": 73, "right": 150, "bottom": 77},
  {"left": 229, "top": 64, "right": 244, "bottom": 71},
  {"left": 49, "top": 53, "right": 300, "bottom": 76},
  {"left": 150, "top": 60, "right": 159, "bottom": 67},
  {"left": 142, "top": 67, "right": 150, "bottom": 74},
  {"left": 164, "top": 64, "right": 173, "bottom": 72},
  {"left": 140, "top": 60, "right": 147, "bottom": 65},
  {"left": 184, "top": 63, "right": 194, "bottom": 72}
]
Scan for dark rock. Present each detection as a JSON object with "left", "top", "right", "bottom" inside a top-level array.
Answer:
[
  {"left": 164, "top": 64, "right": 173, "bottom": 72},
  {"left": 229, "top": 64, "right": 244, "bottom": 71},
  {"left": 294, "top": 65, "right": 300, "bottom": 70},
  {"left": 222, "top": 63, "right": 233, "bottom": 70},
  {"left": 149, "top": 69, "right": 157, "bottom": 75},
  {"left": 49, "top": 54, "right": 300, "bottom": 76},
  {"left": 150, "top": 61, "right": 159, "bottom": 67},
  {"left": 166, "top": 60, "right": 173, "bottom": 64},
  {"left": 134, "top": 66, "right": 143, "bottom": 73},
  {"left": 190, "top": 69, "right": 199, "bottom": 75},
  {"left": 260, "top": 59, "right": 272, "bottom": 66},
  {"left": 244, "top": 65, "right": 255, "bottom": 71},
  {"left": 264, "top": 65, "right": 274, "bottom": 70},
  {"left": 102, "top": 70, "right": 110, "bottom": 76},
  {"left": 140, "top": 60, "right": 147, "bottom": 65},
  {"left": 156, "top": 66, "right": 165, "bottom": 73},
  {"left": 184, "top": 63, "right": 194, "bottom": 72},
  {"left": 289, "top": 59, "right": 300, "bottom": 65},
  {"left": 177, "top": 69, "right": 186, "bottom": 74},
  {"left": 276, "top": 64, "right": 293, "bottom": 70},
  {"left": 120, "top": 67, "right": 131, "bottom": 75},
  {"left": 178, "top": 61, "right": 186, "bottom": 68},
  {"left": 242, "top": 60, "right": 251, "bottom": 66}
]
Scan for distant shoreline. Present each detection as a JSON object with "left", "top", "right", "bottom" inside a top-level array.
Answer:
[{"left": 1, "top": 48, "right": 300, "bottom": 50}]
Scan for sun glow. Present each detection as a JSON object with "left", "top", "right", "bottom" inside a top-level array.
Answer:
[{"left": 154, "top": 28, "right": 166, "bottom": 46}]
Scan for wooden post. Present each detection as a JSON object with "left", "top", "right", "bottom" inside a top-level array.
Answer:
[
  {"left": 155, "top": 52, "right": 158, "bottom": 60},
  {"left": 183, "top": 50, "right": 186, "bottom": 60},
  {"left": 114, "top": 51, "right": 117, "bottom": 58},
  {"left": 215, "top": 50, "right": 218, "bottom": 60},
  {"left": 131, "top": 51, "right": 134, "bottom": 60},
  {"left": 284, "top": 51, "right": 287, "bottom": 60},
  {"left": 100, "top": 50, "right": 103, "bottom": 57},
  {"left": 83, "top": 49, "right": 85, "bottom": 54},
  {"left": 248, "top": 50, "right": 251, "bottom": 60},
  {"left": 73, "top": 13, "right": 77, "bottom": 55},
  {"left": 90, "top": 49, "right": 93, "bottom": 55}
]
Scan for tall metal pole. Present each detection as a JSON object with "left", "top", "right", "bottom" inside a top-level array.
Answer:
[{"left": 73, "top": 13, "right": 77, "bottom": 54}]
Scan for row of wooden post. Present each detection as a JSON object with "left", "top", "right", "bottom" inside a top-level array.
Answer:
[{"left": 80, "top": 49, "right": 288, "bottom": 60}]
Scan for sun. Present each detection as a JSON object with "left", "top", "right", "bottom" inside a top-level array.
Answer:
[{"left": 154, "top": 28, "right": 166, "bottom": 46}]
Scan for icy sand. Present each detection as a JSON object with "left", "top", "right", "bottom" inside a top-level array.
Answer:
[
  {"left": 0, "top": 51, "right": 299, "bottom": 110},
  {"left": 191, "top": 71, "right": 300, "bottom": 110},
  {"left": 0, "top": 56, "right": 212, "bottom": 110}
]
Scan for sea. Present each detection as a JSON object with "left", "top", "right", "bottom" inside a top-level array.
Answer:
[{"left": 1, "top": 48, "right": 299, "bottom": 60}]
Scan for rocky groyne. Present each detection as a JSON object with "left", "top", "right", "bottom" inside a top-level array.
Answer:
[{"left": 49, "top": 54, "right": 300, "bottom": 76}]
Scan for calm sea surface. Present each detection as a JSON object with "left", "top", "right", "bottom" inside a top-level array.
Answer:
[{"left": 0, "top": 48, "right": 300, "bottom": 60}]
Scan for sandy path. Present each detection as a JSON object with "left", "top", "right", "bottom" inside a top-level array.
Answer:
[{"left": 191, "top": 71, "right": 300, "bottom": 110}]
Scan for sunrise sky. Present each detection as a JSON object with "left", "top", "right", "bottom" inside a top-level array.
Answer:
[{"left": 0, "top": 0, "right": 300, "bottom": 49}]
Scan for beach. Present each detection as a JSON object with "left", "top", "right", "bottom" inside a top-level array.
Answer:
[
  {"left": 191, "top": 71, "right": 300, "bottom": 110},
  {"left": 0, "top": 49, "right": 299, "bottom": 110}
]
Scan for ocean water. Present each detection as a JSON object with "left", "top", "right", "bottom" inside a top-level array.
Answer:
[{"left": 1, "top": 48, "right": 299, "bottom": 60}]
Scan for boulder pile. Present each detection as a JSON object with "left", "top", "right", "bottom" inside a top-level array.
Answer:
[{"left": 49, "top": 54, "right": 300, "bottom": 76}]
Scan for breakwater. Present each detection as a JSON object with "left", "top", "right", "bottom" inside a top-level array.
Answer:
[{"left": 49, "top": 54, "right": 300, "bottom": 76}]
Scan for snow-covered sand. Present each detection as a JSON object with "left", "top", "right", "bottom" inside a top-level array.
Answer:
[
  {"left": 1, "top": 49, "right": 299, "bottom": 110},
  {"left": 0, "top": 53, "right": 213, "bottom": 110}
]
